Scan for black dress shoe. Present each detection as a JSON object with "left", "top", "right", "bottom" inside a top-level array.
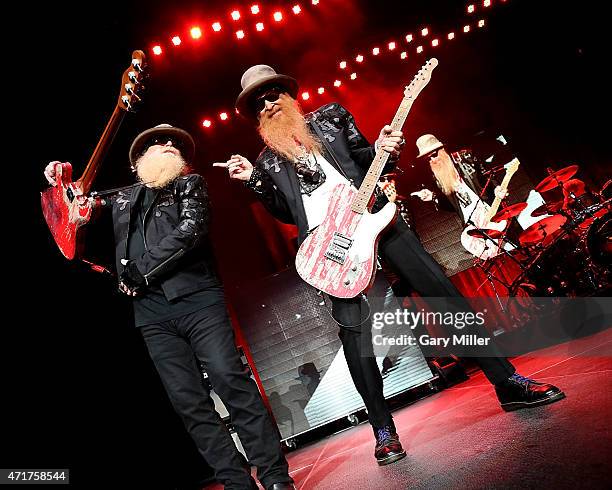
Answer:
[
  {"left": 495, "top": 373, "right": 566, "bottom": 412},
  {"left": 266, "top": 483, "right": 296, "bottom": 490},
  {"left": 374, "top": 425, "right": 407, "bottom": 466}
]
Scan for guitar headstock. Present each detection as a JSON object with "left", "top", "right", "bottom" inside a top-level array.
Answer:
[
  {"left": 117, "top": 50, "right": 147, "bottom": 112},
  {"left": 504, "top": 157, "right": 521, "bottom": 178},
  {"left": 404, "top": 58, "right": 438, "bottom": 99},
  {"left": 378, "top": 178, "right": 397, "bottom": 203}
]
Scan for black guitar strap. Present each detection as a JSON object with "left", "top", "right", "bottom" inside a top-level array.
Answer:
[{"left": 308, "top": 119, "right": 352, "bottom": 183}]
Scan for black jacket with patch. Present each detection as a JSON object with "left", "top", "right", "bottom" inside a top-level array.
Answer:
[{"left": 102, "top": 173, "right": 220, "bottom": 301}]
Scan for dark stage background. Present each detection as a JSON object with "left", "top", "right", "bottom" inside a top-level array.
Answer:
[{"left": 4, "top": 1, "right": 606, "bottom": 488}]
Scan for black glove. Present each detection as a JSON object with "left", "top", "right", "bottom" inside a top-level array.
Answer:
[
  {"left": 118, "top": 260, "right": 145, "bottom": 296},
  {"left": 121, "top": 260, "right": 145, "bottom": 286}
]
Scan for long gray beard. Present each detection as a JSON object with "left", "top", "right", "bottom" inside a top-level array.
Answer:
[{"left": 135, "top": 152, "right": 186, "bottom": 188}]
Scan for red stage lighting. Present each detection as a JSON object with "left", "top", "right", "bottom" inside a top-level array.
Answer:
[
  {"left": 236, "top": 30, "right": 245, "bottom": 39},
  {"left": 212, "top": 22, "right": 222, "bottom": 32},
  {"left": 231, "top": 10, "right": 241, "bottom": 21},
  {"left": 350, "top": 73, "right": 357, "bottom": 80},
  {"left": 468, "top": 4, "right": 475, "bottom": 13},
  {"left": 220, "top": 112, "right": 228, "bottom": 121},
  {"left": 388, "top": 41, "right": 396, "bottom": 50},
  {"left": 251, "top": 5, "right": 260, "bottom": 14},
  {"left": 339, "top": 61, "right": 347, "bottom": 69},
  {"left": 372, "top": 47, "right": 380, "bottom": 55},
  {"left": 356, "top": 54, "right": 364, "bottom": 63},
  {"left": 432, "top": 39, "right": 439, "bottom": 47},
  {"left": 448, "top": 32, "right": 455, "bottom": 40},
  {"left": 421, "top": 27, "right": 429, "bottom": 36},
  {"left": 273, "top": 11, "right": 283, "bottom": 22},
  {"left": 256, "top": 22, "right": 264, "bottom": 31},
  {"left": 416, "top": 45, "right": 423, "bottom": 53},
  {"left": 292, "top": 5, "right": 302, "bottom": 14},
  {"left": 484, "top": 0, "right": 491, "bottom": 7},
  {"left": 301, "top": 91, "right": 310, "bottom": 100},
  {"left": 400, "top": 51, "right": 407, "bottom": 59},
  {"left": 318, "top": 87, "right": 325, "bottom": 94},
  {"left": 202, "top": 119, "right": 212, "bottom": 128},
  {"left": 334, "top": 80, "right": 342, "bottom": 87},
  {"left": 312, "top": 0, "right": 320, "bottom": 5},
  {"left": 152, "top": 45, "right": 162, "bottom": 55},
  {"left": 171, "top": 36, "right": 181, "bottom": 46},
  {"left": 405, "top": 34, "right": 413, "bottom": 43},
  {"left": 190, "top": 27, "right": 202, "bottom": 39},
  {"left": 464, "top": 25, "right": 471, "bottom": 33},
  {"left": 478, "top": 19, "right": 486, "bottom": 27}
]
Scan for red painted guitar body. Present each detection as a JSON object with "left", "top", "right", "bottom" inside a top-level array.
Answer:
[
  {"left": 40, "top": 163, "right": 92, "bottom": 259},
  {"left": 295, "top": 184, "right": 397, "bottom": 298}
]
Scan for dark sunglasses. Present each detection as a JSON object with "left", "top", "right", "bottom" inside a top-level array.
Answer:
[
  {"left": 143, "top": 136, "right": 184, "bottom": 153},
  {"left": 252, "top": 87, "right": 285, "bottom": 113},
  {"left": 425, "top": 149, "right": 440, "bottom": 160}
]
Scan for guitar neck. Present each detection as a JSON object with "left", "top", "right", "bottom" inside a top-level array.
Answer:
[
  {"left": 76, "top": 105, "right": 127, "bottom": 194},
  {"left": 485, "top": 157, "right": 520, "bottom": 221},
  {"left": 351, "top": 96, "right": 414, "bottom": 214}
]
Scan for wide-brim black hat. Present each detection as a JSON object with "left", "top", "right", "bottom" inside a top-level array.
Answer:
[
  {"left": 129, "top": 124, "right": 195, "bottom": 165},
  {"left": 235, "top": 64, "right": 298, "bottom": 122}
]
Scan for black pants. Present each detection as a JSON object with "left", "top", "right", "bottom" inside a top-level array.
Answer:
[
  {"left": 140, "top": 303, "right": 292, "bottom": 490},
  {"left": 330, "top": 218, "right": 515, "bottom": 429}
]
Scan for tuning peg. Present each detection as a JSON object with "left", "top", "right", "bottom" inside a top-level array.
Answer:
[
  {"left": 128, "top": 71, "right": 142, "bottom": 84},
  {"left": 121, "top": 96, "right": 132, "bottom": 111},
  {"left": 132, "top": 59, "right": 144, "bottom": 72},
  {"left": 124, "top": 83, "right": 134, "bottom": 95}
]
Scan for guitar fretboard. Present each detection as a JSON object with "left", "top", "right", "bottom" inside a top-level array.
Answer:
[
  {"left": 351, "top": 59, "right": 437, "bottom": 214},
  {"left": 485, "top": 158, "right": 520, "bottom": 221}
]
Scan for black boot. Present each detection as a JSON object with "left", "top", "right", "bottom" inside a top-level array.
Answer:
[
  {"left": 495, "top": 373, "right": 565, "bottom": 412},
  {"left": 373, "top": 425, "right": 406, "bottom": 466}
]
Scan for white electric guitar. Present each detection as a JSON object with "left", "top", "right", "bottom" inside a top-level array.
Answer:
[
  {"left": 295, "top": 59, "right": 438, "bottom": 298},
  {"left": 460, "top": 158, "right": 521, "bottom": 259}
]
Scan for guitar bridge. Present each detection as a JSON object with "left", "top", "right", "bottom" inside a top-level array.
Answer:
[{"left": 324, "top": 232, "right": 353, "bottom": 265}]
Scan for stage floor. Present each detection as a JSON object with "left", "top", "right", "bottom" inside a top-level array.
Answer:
[{"left": 207, "top": 327, "right": 611, "bottom": 489}]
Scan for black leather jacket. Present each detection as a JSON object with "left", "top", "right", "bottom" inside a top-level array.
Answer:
[
  {"left": 246, "top": 103, "right": 394, "bottom": 244},
  {"left": 101, "top": 173, "right": 220, "bottom": 301}
]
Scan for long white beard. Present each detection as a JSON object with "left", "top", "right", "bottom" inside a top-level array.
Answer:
[{"left": 135, "top": 152, "right": 186, "bottom": 188}]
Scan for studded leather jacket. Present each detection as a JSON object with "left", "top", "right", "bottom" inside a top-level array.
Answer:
[{"left": 101, "top": 174, "right": 220, "bottom": 301}]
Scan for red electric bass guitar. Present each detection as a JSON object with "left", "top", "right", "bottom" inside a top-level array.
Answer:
[
  {"left": 295, "top": 58, "right": 438, "bottom": 298},
  {"left": 40, "top": 49, "right": 147, "bottom": 259}
]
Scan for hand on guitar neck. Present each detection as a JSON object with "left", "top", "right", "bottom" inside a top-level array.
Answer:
[{"left": 493, "top": 185, "right": 509, "bottom": 200}]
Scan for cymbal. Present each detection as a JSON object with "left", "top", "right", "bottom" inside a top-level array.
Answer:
[
  {"left": 531, "top": 200, "right": 563, "bottom": 217},
  {"left": 535, "top": 165, "right": 579, "bottom": 192},
  {"left": 491, "top": 202, "right": 528, "bottom": 222},
  {"left": 519, "top": 215, "right": 567, "bottom": 245},
  {"left": 466, "top": 228, "right": 505, "bottom": 240}
]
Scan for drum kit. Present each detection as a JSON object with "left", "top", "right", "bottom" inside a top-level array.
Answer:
[{"left": 466, "top": 165, "right": 611, "bottom": 297}]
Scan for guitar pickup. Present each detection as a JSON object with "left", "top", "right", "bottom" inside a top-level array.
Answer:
[{"left": 324, "top": 232, "right": 353, "bottom": 265}]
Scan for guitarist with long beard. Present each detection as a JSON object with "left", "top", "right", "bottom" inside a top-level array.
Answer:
[
  {"left": 411, "top": 134, "right": 515, "bottom": 258},
  {"left": 215, "top": 65, "right": 565, "bottom": 466},
  {"left": 44, "top": 124, "right": 295, "bottom": 490}
]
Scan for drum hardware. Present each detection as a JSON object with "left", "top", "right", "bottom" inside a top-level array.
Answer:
[
  {"left": 534, "top": 165, "right": 579, "bottom": 193},
  {"left": 490, "top": 202, "right": 528, "bottom": 223},
  {"left": 531, "top": 200, "right": 563, "bottom": 217}
]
